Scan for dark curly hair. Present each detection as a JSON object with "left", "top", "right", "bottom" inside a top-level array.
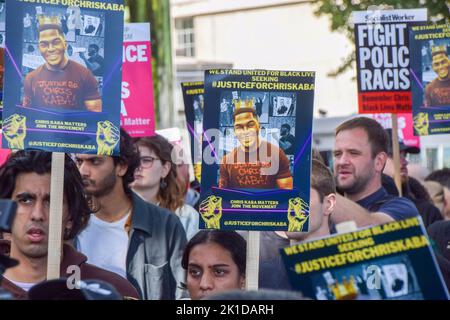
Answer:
[
  {"left": 112, "top": 129, "right": 140, "bottom": 196},
  {"left": 0, "top": 150, "right": 91, "bottom": 240}
]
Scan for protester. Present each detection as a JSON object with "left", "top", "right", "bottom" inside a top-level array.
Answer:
[
  {"left": 131, "top": 135, "right": 199, "bottom": 240},
  {"left": 425, "top": 168, "right": 450, "bottom": 220},
  {"left": 332, "top": 117, "right": 419, "bottom": 228},
  {"left": 423, "top": 180, "right": 445, "bottom": 216},
  {"left": 259, "top": 159, "right": 336, "bottom": 290},
  {"left": 75, "top": 129, "right": 188, "bottom": 300},
  {"left": 0, "top": 150, "right": 138, "bottom": 299},
  {"left": 382, "top": 129, "right": 442, "bottom": 227},
  {"left": 181, "top": 230, "right": 246, "bottom": 300}
]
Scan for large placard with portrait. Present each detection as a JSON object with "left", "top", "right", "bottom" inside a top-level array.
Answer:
[
  {"left": 410, "top": 24, "right": 450, "bottom": 136},
  {"left": 199, "top": 69, "right": 315, "bottom": 231},
  {"left": 2, "top": 0, "right": 124, "bottom": 155}
]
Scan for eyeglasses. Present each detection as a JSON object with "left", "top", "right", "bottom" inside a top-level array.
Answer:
[{"left": 139, "top": 156, "right": 160, "bottom": 169}]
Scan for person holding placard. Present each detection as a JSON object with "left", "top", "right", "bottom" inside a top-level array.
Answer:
[
  {"left": 332, "top": 117, "right": 419, "bottom": 228},
  {"left": 0, "top": 151, "right": 139, "bottom": 300},
  {"left": 259, "top": 159, "right": 336, "bottom": 290},
  {"left": 382, "top": 129, "right": 442, "bottom": 228},
  {"left": 75, "top": 129, "right": 188, "bottom": 300}
]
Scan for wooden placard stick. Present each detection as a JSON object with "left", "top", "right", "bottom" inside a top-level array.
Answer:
[
  {"left": 46, "top": 152, "right": 65, "bottom": 280},
  {"left": 245, "top": 231, "right": 260, "bottom": 290},
  {"left": 391, "top": 114, "right": 403, "bottom": 197}
]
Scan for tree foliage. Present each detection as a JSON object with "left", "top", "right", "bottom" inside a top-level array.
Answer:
[{"left": 312, "top": 0, "right": 450, "bottom": 76}]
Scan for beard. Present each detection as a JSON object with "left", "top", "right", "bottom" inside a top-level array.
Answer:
[
  {"left": 83, "top": 170, "right": 117, "bottom": 198},
  {"left": 335, "top": 169, "right": 373, "bottom": 196}
]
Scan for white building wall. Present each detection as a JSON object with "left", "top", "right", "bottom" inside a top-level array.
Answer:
[{"left": 172, "top": 0, "right": 358, "bottom": 117}]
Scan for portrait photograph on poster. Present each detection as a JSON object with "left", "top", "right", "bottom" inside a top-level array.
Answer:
[
  {"left": 199, "top": 69, "right": 315, "bottom": 232},
  {"left": 2, "top": 0, "right": 124, "bottom": 155}
]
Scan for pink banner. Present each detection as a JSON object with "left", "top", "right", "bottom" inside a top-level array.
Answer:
[
  {"left": 120, "top": 23, "right": 155, "bottom": 137},
  {"left": 370, "top": 113, "right": 420, "bottom": 149}
]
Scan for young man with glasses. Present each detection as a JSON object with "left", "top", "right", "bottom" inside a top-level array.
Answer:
[{"left": 75, "top": 129, "right": 188, "bottom": 300}]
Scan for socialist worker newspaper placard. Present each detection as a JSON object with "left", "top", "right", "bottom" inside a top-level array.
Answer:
[
  {"left": 2, "top": 0, "right": 124, "bottom": 155},
  {"left": 353, "top": 8, "right": 427, "bottom": 114},
  {"left": 199, "top": 69, "right": 315, "bottom": 231},
  {"left": 121, "top": 22, "right": 155, "bottom": 137},
  {"left": 181, "top": 81, "right": 204, "bottom": 183},
  {"left": 281, "top": 217, "right": 449, "bottom": 300},
  {"left": 410, "top": 24, "right": 450, "bottom": 136}
]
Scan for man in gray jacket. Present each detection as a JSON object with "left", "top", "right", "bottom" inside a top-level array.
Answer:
[{"left": 75, "top": 129, "right": 188, "bottom": 300}]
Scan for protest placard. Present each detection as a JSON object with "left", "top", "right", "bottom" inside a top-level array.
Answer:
[
  {"left": 410, "top": 24, "right": 450, "bottom": 136},
  {"left": 199, "top": 69, "right": 315, "bottom": 231},
  {"left": 121, "top": 22, "right": 155, "bottom": 137},
  {"left": 2, "top": 0, "right": 124, "bottom": 155},
  {"left": 281, "top": 217, "right": 449, "bottom": 300}
]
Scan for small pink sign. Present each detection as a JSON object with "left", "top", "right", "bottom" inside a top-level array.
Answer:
[{"left": 120, "top": 23, "right": 155, "bottom": 137}]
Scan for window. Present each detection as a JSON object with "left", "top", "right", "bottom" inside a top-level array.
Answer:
[
  {"left": 425, "top": 148, "right": 438, "bottom": 172},
  {"left": 443, "top": 147, "right": 450, "bottom": 168},
  {"left": 175, "top": 18, "right": 195, "bottom": 57},
  {"left": 407, "top": 153, "right": 421, "bottom": 165}
]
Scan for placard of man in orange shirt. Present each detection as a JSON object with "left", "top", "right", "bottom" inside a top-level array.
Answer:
[
  {"left": 22, "top": 16, "right": 101, "bottom": 112},
  {"left": 219, "top": 99, "right": 293, "bottom": 189}
]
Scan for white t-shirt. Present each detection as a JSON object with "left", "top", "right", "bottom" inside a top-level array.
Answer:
[
  {"left": 77, "top": 213, "right": 130, "bottom": 278},
  {"left": 8, "top": 279, "right": 36, "bottom": 292}
]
